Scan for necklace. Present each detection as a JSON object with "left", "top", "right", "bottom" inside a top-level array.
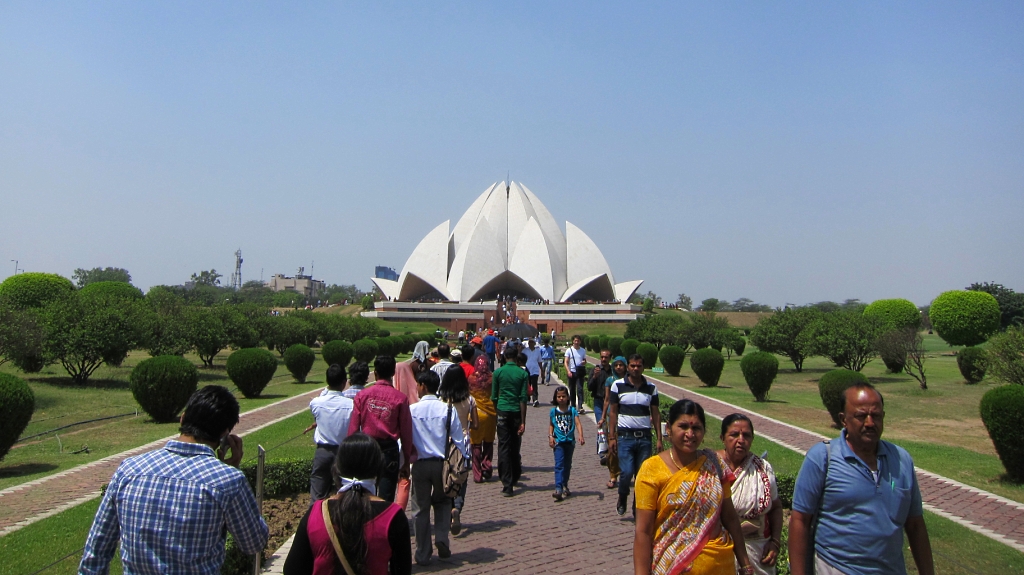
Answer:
[{"left": 669, "top": 448, "right": 682, "bottom": 470}]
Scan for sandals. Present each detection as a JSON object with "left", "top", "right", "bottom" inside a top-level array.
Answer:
[{"left": 606, "top": 479, "right": 617, "bottom": 489}]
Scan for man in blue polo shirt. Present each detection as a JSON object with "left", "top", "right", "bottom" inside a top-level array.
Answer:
[
  {"left": 789, "top": 383, "right": 934, "bottom": 575},
  {"left": 483, "top": 329, "right": 499, "bottom": 370}
]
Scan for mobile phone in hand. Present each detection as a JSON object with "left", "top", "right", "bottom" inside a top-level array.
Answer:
[{"left": 217, "top": 435, "right": 230, "bottom": 459}]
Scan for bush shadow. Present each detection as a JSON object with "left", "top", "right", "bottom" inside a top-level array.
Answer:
[
  {"left": 198, "top": 371, "right": 230, "bottom": 382},
  {"left": 0, "top": 462, "right": 59, "bottom": 478},
  {"left": 30, "top": 377, "right": 129, "bottom": 390}
]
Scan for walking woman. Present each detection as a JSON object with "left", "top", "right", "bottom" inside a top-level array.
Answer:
[
  {"left": 439, "top": 365, "right": 478, "bottom": 534},
  {"left": 284, "top": 433, "right": 412, "bottom": 575},
  {"left": 634, "top": 400, "right": 754, "bottom": 575},
  {"left": 468, "top": 337, "right": 497, "bottom": 483},
  {"left": 718, "top": 414, "right": 782, "bottom": 575}
]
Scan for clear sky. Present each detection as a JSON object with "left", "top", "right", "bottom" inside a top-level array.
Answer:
[{"left": 2, "top": 2, "right": 1021, "bottom": 307}]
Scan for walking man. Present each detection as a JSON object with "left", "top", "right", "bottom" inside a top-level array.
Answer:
[
  {"left": 409, "top": 371, "right": 470, "bottom": 565},
  {"left": 491, "top": 346, "right": 529, "bottom": 496},
  {"left": 588, "top": 350, "right": 613, "bottom": 445},
  {"left": 307, "top": 364, "right": 354, "bottom": 500},
  {"left": 483, "top": 329, "right": 499, "bottom": 370},
  {"left": 539, "top": 337, "right": 554, "bottom": 385},
  {"left": 431, "top": 342, "right": 455, "bottom": 379},
  {"left": 522, "top": 337, "right": 543, "bottom": 408},
  {"left": 348, "top": 355, "right": 417, "bottom": 502},
  {"left": 607, "top": 354, "right": 662, "bottom": 517},
  {"left": 563, "top": 335, "right": 588, "bottom": 414},
  {"left": 80, "top": 386, "right": 268, "bottom": 575},
  {"left": 789, "top": 383, "right": 934, "bottom": 575}
]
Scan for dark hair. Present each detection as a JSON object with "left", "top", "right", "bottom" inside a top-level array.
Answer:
[
  {"left": 373, "top": 355, "right": 396, "bottom": 380},
  {"left": 326, "top": 364, "right": 347, "bottom": 389},
  {"left": 328, "top": 433, "right": 384, "bottom": 575},
  {"left": 348, "top": 361, "right": 370, "bottom": 387},
  {"left": 460, "top": 344, "right": 475, "bottom": 362},
  {"left": 551, "top": 385, "right": 570, "bottom": 406},
  {"left": 839, "top": 383, "right": 884, "bottom": 413},
  {"left": 720, "top": 413, "right": 754, "bottom": 437},
  {"left": 667, "top": 399, "right": 706, "bottom": 429},
  {"left": 437, "top": 342, "right": 451, "bottom": 359},
  {"left": 572, "top": 334, "right": 583, "bottom": 343},
  {"left": 417, "top": 370, "right": 441, "bottom": 395},
  {"left": 440, "top": 365, "right": 469, "bottom": 403},
  {"left": 178, "top": 385, "right": 240, "bottom": 443},
  {"left": 503, "top": 346, "right": 519, "bottom": 360},
  {"left": 627, "top": 353, "right": 644, "bottom": 365}
]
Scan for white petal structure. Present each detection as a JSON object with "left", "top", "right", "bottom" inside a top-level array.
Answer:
[{"left": 371, "top": 182, "right": 643, "bottom": 303}]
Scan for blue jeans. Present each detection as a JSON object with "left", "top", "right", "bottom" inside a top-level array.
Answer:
[
  {"left": 617, "top": 431, "right": 652, "bottom": 499},
  {"left": 553, "top": 441, "right": 576, "bottom": 490},
  {"left": 592, "top": 402, "right": 604, "bottom": 445},
  {"left": 541, "top": 359, "right": 553, "bottom": 384}
]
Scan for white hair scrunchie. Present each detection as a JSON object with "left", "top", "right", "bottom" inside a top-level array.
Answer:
[{"left": 338, "top": 477, "right": 376, "bottom": 495}]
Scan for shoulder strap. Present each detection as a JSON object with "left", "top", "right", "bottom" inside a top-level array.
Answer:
[
  {"left": 810, "top": 440, "right": 831, "bottom": 559},
  {"left": 445, "top": 403, "right": 453, "bottom": 443},
  {"left": 320, "top": 499, "right": 357, "bottom": 575}
]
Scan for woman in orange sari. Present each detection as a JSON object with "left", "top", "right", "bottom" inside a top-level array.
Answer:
[
  {"left": 468, "top": 337, "right": 497, "bottom": 482},
  {"left": 634, "top": 399, "right": 754, "bottom": 575}
]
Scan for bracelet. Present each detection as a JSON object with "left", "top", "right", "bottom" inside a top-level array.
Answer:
[
  {"left": 768, "top": 538, "right": 781, "bottom": 547},
  {"left": 740, "top": 566, "right": 754, "bottom": 575}
]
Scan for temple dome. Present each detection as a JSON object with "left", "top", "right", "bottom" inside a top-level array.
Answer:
[{"left": 371, "top": 182, "right": 643, "bottom": 303}]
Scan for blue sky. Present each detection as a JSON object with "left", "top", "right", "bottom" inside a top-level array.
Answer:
[{"left": 1, "top": 2, "right": 1021, "bottom": 306}]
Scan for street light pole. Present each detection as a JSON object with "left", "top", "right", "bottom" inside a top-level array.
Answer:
[{"left": 10, "top": 260, "right": 17, "bottom": 276}]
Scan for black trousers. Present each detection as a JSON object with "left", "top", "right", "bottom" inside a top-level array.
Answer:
[
  {"left": 496, "top": 410, "right": 523, "bottom": 490},
  {"left": 376, "top": 439, "right": 401, "bottom": 503},
  {"left": 309, "top": 444, "right": 338, "bottom": 501},
  {"left": 567, "top": 370, "right": 586, "bottom": 411}
]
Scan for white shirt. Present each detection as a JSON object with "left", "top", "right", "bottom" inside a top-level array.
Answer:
[
  {"left": 309, "top": 390, "right": 354, "bottom": 446},
  {"left": 522, "top": 346, "right": 542, "bottom": 376},
  {"left": 431, "top": 360, "right": 455, "bottom": 379},
  {"left": 409, "top": 395, "right": 469, "bottom": 459},
  {"left": 342, "top": 385, "right": 364, "bottom": 399},
  {"left": 564, "top": 346, "right": 587, "bottom": 374}
]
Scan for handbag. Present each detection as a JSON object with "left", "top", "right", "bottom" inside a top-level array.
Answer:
[
  {"left": 442, "top": 403, "right": 470, "bottom": 498},
  {"left": 320, "top": 499, "right": 357, "bottom": 575}
]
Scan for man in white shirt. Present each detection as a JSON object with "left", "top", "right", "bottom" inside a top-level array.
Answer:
[
  {"left": 563, "top": 335, "right": 588, "bottom": 414},
  {"left": 307, "top": 364, "right": 354, "bottom": 500},
  {"left": 522, "top": 338, "right": 543, "bottom": 408},
  {"left": 431, "top": 342, "right": 455, "bottom": 379},
  {"left": 409, "top": 371, "right": 469, "bottom": 565}
]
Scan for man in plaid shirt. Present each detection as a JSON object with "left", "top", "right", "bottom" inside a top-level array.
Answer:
[{"left": 79, "top": 386, "right": 268, "bottom": 575}]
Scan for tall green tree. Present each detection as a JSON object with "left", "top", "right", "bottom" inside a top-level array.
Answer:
[
  {"left": 797, "top": 312, "right": 886, "bottom": 372},
  {"left": 748, "top": 307, "right": 821, "bottom": 372},
  {"left": 42, "top": 292, "right": 144, "bottom": 383},
  {"left": 967, "top": 282, "right": 1024, "bottom": 330},
  {"left": 72, "top": 267, "right": 132, "bottom": 287},
  {"left": 190, "top": 270, "right": 222, "bottom": 287}
]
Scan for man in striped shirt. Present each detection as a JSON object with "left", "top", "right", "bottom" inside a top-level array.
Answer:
[{"left": 607, "top": 353, "right": 662, "bottom": 517}]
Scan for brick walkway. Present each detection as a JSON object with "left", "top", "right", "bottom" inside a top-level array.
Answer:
[
  {"left": 0, "top": 388, "right": 324, "bottom": 537},
  {"left": 588, "top": 355, "right": 1024, "bottom": 554}
]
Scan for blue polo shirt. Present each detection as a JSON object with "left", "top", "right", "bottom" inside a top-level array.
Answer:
[
  {"left": 483, "top": 334, "right": 498, "bottom": 354},
  {"left": 792, "top": 430, "right": 923, "bottom": 575}
]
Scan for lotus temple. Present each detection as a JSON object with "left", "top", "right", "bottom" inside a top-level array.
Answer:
[{"left": 363, "top": 182, "right": 644, "bottom": 334}]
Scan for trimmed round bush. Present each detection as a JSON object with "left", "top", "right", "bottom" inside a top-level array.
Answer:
[
  {"left": 863, "top": 298, "right": 921, "bottom": 331},
  {"left": 0, "top": 373, "right": 34, "bottom": 461},
  {"left": 79, "top": 281, "right": 144, "bottom": 300},
  {"left": 130, "top": 355, "right": 199, "bottom": 422},
  {"left": 881, "top": 352, "right": 906, "bottom": 374},
  {"left": 980, "top": 384, "right": 1024, "bottom": 482},
  {"left": 930, "top": 290, "right": 1001, "bottom": 347},
  {"left": 283, "top": 344, "right": 316, "bottom": 383},
  {"left": 658, "top": 345, "right": 686, "bottom": 376},
  {"left": 690, "top": 348, "right": 725, "bottom": 387},
  {"left": 741, "top": 352, "right": 779, "bottom": 402},
  {"left": 818, "top": 369, "right": 869, "bottom": 427},
  {"left": 608, "top": 337, "right": 624, "bottom": 357},
  {"left": 387, "top": 335, "right": 406, "bottom": 355},
  {"left": 352, "top": 339, "right": 379, "bottom": 363},
  {"left": 374, "top": 337, "right": 394, "bottom": 357},
  {"left": 226, "top": 348, "right": 278, "bottom": 398},
  {"left": 636, "top": 343, "right": 658, "bottom": 369},
  {"left": 957, "top": 347, "right": 987, "bottom": 384},
  {"left": 377, "top": 329, "right": 391, "bottom": 338},
  {"left": 732, "top": 336, "right": 746, "bottom": 356},
  {"left": 621, "top": 338, "right": 640, "bottom": 358},
  {"left": 598, "top": 335, "right": 610, "bottom": 352},
  {"left": 321, "top": 340, "right": 354, "bottom": 367},
  {"left": 0, "top": 272, "right": 74, "bottom": 309}
]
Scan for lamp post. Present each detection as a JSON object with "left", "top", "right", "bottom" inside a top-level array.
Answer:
[{"left": 10, "top": 260, "right": 17, "bottom": 276}]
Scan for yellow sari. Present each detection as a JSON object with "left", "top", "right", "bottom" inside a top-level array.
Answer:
[
  {"left": 469, "top": 353, "right": 496, "bottom": 443},
  {"left": 635, "top": 450, "right": 735, "bottom": 575}
]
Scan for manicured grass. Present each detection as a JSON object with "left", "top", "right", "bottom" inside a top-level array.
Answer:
[
  {"left": 631, "top": 337, "right": 1024, "bottom": 503},
  {"left": 0, "top": 498, "right": 121, "bottom": 575},
  {"left": 0, "top": 349, "right": 330, "bottom": 491}
]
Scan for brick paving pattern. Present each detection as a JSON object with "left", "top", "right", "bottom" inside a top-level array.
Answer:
[
  {"left": 0, "top": 388, "right": 325, "bottom": 537},
  {"left": 603, "top": 358, "right": 1024, "bottom": 554}
]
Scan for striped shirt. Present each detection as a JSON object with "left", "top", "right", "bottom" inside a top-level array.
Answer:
[
  {"left": 79, "top": 441, "right": 268, "bottom": 575},
  {"left": 609, "top": 376, "right": 659, "bottom": 431}
]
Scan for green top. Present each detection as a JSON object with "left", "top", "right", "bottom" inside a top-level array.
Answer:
[{"left": 491, "top": 363, "right": 529, "bottom": 412}]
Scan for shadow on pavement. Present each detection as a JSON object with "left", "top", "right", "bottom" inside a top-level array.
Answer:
[
  {"left": 411, "top": 547, "right": 503, "bottom": 572},
  {"left": 460, "top": 519, "right": 515, "bottom": 535}
]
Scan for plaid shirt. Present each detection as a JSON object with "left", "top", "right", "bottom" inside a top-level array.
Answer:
[{"left": 79, "top": 440, "right": 268, "bottom": 575}]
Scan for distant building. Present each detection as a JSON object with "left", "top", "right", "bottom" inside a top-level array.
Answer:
[
  {"left": 375, "top": 266, "right": 399, "bottom": 281},
  {"left": 265, "top": 267, "right": 325, "bottom": 301}
]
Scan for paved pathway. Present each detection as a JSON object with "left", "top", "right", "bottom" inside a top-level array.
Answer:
[
  {"left": 0, "top": 388, "right": 324, "bottom": 537},
  {"left": 587, "top": 354, "right": 1024, "bottom": 553}
]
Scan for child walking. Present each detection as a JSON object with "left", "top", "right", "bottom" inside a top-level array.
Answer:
[{"left": 548, "top": 386, "right": 585, "bottom": 501}]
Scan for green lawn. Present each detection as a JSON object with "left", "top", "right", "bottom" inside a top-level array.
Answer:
[
  {"left": 0, "top": 349, "right": 331, "bottom": 491},
  {"left": 630, "top": 335, "right": 1024, "bottom": 503}
]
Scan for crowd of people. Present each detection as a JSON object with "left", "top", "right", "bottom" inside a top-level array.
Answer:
[{"left": 78, "top": 333, "right": 936, "bottom": 575}]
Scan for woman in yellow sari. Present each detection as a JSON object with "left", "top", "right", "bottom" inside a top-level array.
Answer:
[
  {"left": 634, "top": 399, "right": 754, "bottom": 575},
  {"left": 468, "top": 337, "right": 497, "bottom": 482}
]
